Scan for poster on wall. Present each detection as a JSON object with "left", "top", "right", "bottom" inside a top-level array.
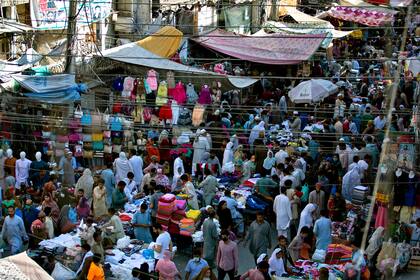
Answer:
[{"left": 30, "top": 0, "right": 112, "bottom": 30}]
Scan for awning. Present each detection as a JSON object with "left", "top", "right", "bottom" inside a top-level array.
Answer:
[
  {"left": 12, "top": 74, "right": 76, "bottom": 93},
  {"left": 100, "top": 41, "right": 258, "bottom": 88},
  {"left": 137, "top": 26, "right": 183, "bottom": 58},
  {"left": 321, "top": 0, "right": 398, "bottom": 26},
  {"left": 0, "top": 252, "right": 53, "bottom": 280},
  {"left": 192, "top": 29, "right": 325, "bottom": 65},
  {"left": 0, "top": 19, "right": 33, "bottom": 34},
  {"left": 263, "top": 8, "right": 354, "bottom": 48}
]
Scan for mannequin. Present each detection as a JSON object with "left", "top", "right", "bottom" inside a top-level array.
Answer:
[
  {"left": 30, "top": 152, "right": 49, "bottom": 190},
  {"left": 4, "top": 148, "right": 16, "bottom": 177},
  {"left": 15, "top": 151, "right": 32, "bottom": 189},
  {"left": 0, "top": 149, "right": 5, "bottom": 191}
]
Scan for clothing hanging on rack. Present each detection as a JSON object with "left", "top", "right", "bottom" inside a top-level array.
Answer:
[{"left": 198, "top": 85, "right": 211, "bottom": 105}]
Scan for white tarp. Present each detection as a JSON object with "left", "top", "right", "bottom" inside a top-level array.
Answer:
[
  {"left": 12, "top": 74, "right": 76, "bottom": 93},
  {"left": 100, "top": 43, "right": 258, "bottom": 88},
  {"left": 0, "top": 252, "right": 54, "bottom": 280}
]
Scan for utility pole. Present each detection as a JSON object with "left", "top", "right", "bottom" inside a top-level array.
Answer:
[{"left": 65, "top": 0, "right": 78, "bottom": 73}]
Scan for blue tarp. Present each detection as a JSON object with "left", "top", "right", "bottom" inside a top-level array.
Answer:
[{"left": 23, "top": 83, "right": 87, "bottom": 103}]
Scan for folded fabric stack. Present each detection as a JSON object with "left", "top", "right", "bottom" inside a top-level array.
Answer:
[
  {"left": 157, "top": 194, "right": 176, "bottom": 226},
  {"left": 179, "top": 218, "right": 195, "bottom": 237},
  {"left": 171, "top": 199, "right": 187, "bottom": 224},
  {"left": 325, "top": 244, "right": 353, "bottom": 265},
  {"left": 352, "top": 185, "right": 368, "bottom": 205},
  {"left": 186, "top": 209, "right": 201, "bottom": 222}
]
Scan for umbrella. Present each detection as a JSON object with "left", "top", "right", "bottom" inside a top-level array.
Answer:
[{"left": 288, "top": 79, "right": 338, "bottom": 104}]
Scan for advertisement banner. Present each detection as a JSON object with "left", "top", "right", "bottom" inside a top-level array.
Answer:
[{"left": 30, "top": 0, "right": 112, "bottom": 30}]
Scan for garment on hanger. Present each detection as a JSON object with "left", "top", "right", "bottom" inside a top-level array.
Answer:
[
  {"left": 167, "top": 71, "right": 175, "bottom": 89},
  {"left": 112, "top": 77, "right": 124, "bottom": 91},
  {"left": 159, "top": 103, "right": 173, "bottom": 120},
  {"left": 122, "top": 77, "right": 135, "bottom": 98},
  {"left": 375, "top": 204, "right": 388, "bottom": 229},
  {"left": 198, "top": 85, "right": 211, "bottom": 105},
  {"left": 170, "top": 81, "right": 187, "bottom": 104},
  {"left": 394, "top": 171, "right": 409, "bottom": 206},
  {"left": 186, "top": 83, "right": 198, "bottom": 104},
  {"left": 156, "top": 81, "right": 168, "bottom": 106},
  {"left": 130, "top": 78, "right": 139, "bottom": 101},
  {"left": 171, "top": 100, "right": 180, "bottom": 125},
  {"left": 192, "top": 105, "right": 205, "bottom": 127},
  {"left": 146, "top": 69, "right": 158, "bottom": 90}
]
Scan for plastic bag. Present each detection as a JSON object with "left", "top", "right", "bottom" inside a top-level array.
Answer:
[
  {"left": 312, "top": 249, "right": 326, "bottom": 262},
  {"left": 116, "top": 236, "right": 130, "bottom": 249},
  {"left": 51, "top": 262, "right": 76, "bottom": 280}
]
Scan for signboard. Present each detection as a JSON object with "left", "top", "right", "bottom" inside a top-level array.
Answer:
[{"left": 30, "top": 0, "right": 112, "bottom": 30}]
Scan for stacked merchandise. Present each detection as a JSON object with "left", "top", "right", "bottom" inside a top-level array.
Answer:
[
  {"left": 168, "top": 199, "right": 187, "bottom": 235},
  {"left": 186, "top": 210, "right": 201, "bottom": 222},
  {"left": 157, "top": 194, "right": 176, "bottom": 226},
  {"left": 352, "top": 186, "right": 369, "bottom": 205},
  {"left": 324, "top": 244, "right": 353, "bottom": 265},
  {"left": 179, "top": 218, "right": 195, "bottom": 237}
]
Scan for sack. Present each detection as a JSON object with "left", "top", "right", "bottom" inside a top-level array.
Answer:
[
  {"left": 91, "top": 109, "right": 102, "bottom": 126},
  {"left": 93, "top": 141, "right": 104, "bottom": 151},
  {"left": 57, "top": 135, "right": 69, "bottom": 143},
  {"left": 104, "top": 144, "right": 112, "bottom": 154},
  {"left": 74, "top": 104, "right": 83, "bottom": 119},
  {"left": 103, "top": 130, "right": 111, "bottom": 138},
  {"left": 83, "top": 150, "right": 93, "bottom": 159},
  {"left": 74, "top": 145, "right": 83, "bottom": 157},
  {"left": 68, "top": 118, "right": 80, "bottom": 130},
  {"left": 110, "top": 117, "right": 123, "bottom": 131},
  {"left": 68, "top": 133, "right": 81, "bottom": 143},
  {"left": 246, "top": 195, "right": 269, "bottom": 211},
  {"left": 113, "top": 144, "right": 122, "bottom": 153},
  {"left": 116, "top": 236, "right": 130, "bottom": 249},
  {"left": 178, "top": 107, "right": 192, "bottom": 125},
  {"left": 81, "top": 111, "right": 92, "bottom": 126},
  {"left": 82, "top": 134, "right": 92, "bottom": 142},
  {"left": 92, "top": 133, "right": 103, "bottom": 141},
  {"left": 102, "top": 108, "right": 110, "bottom": 125},
  {"left": 143, "top": 107, "right": 152, "bottom": 123},
  {"left": 51, "top": 262, "right": 76, "bottom": 280}
]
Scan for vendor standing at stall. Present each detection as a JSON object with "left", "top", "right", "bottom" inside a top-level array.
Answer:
[{"left": 132, "top": 203, "right": 153, "bottom": 243}]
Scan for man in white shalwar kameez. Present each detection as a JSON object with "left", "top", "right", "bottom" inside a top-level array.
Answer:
[
  {"left": 172, "top": 153, "right": 185, "bottom": 190},
  {"left": 273, "top": 187, "right": 293, "bottom": 239},
  {"left": 192, "top": 129, "right": 210, "bottom": 176}
]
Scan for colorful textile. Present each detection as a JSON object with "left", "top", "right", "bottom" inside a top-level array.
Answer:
[
  {"left": 326, "top": 6, "right": 396, "bottom": 27},
  {"left": 192, "top": 29, "right": 325, "bottom": 65}
]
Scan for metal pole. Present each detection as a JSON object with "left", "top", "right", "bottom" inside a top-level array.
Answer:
[{"left": 65, "top": 0, "right": 78, "bottom": 73}]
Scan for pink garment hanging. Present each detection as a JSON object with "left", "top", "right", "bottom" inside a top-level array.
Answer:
[
  {"left": 170, "top": 82, "right": 187, "bottom": 104},
  {"left": 198, "top": 85, "right": 211, "bottom": 105},
  {"left": 375, "top": 205, "right": 388, "bottom": 229},
  {"left": 146, "top": 69, "right": 158, "bottom": 90}
]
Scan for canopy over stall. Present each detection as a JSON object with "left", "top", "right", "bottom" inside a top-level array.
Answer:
[
  {"left": 99, "top": 41, "right": 258, "bottom": 88},
  {"left": 262, "top": 8, "right": 353, "bottom": 48},
  {"left": 137, "top": 26, "right": 183, "bottom": 58},
  {"left": 319, "top": 0, "right": 398, "bottom": 26},
  {"left": 192, "top": 29, "right": 325, "bottom": 65},
  {"left": 11, "top": 74, "right": 86, "bottom": 103}
]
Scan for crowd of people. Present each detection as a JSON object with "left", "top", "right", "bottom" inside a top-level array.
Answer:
[{"left": 0, "top": 21, "right": 419, "bottom": 280}]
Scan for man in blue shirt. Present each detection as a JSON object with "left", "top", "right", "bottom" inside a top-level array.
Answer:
[
  {"left": 101, "top": 162, "right": 115, "bottom": 207},
  {"left": 220, "top": 189, "right": 244, "bottom": 236},
  {"left": 185, "top": 248, "right": 208, "bottom": 280},
  {"left": 22, "top": 198, "right": 40, "bottom": 232}
]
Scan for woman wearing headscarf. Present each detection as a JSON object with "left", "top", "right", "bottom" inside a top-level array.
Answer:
[
  {"left": 41, "top": 193, "right": 60, "bottom": 225},
  {"left": 113, "top": 152, "right": 133, "bottom": 183},
  {"left": 155, "top": 168, "right": 170, "bottom": 191},
  {"left": 262, "top": 150, "right": 276, "bottom": 176},
  {"left": 222, "top": 142, "right": 234, "bottom": 167},
  {"left": 155, "top": 250, "right": 181, "bottom": 280},
  {"left": 77, "top": 196, "right": 91, "bottom": 220},
  {"left": 58, "top": 201, "right": 78, "bottom": 234},
  {"left": 365, "top": 227, "right": 385, "bottom": 262},
  {"left": 158, "top": 130, "right": 171, "bottom": 163},
  {"left": 268, "top": 248, "right": 287, "bottom": 277},
  {"left": 297, "top": 203, "right": 317, "bottom": 234},
  {"left": 249, "top": 121, "right": 265, "bottom": 150},
  {"left": 75, "top": 169, "right": 94, "bottom": 204},
  {"left": 193, "top": 129, "right": 211, "bottom": 177}
]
